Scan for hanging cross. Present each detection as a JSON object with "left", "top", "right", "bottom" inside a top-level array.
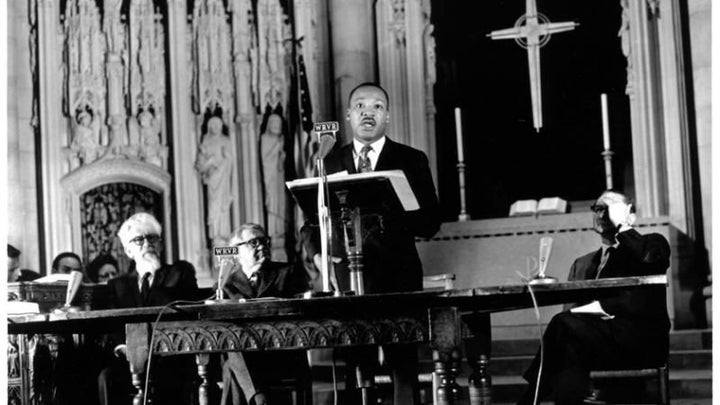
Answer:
[{"left": 488, "top": 0, "right": 578, "bottom": 132}]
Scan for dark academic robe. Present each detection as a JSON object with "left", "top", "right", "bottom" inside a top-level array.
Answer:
[
  {"left": 221, "top": 261, "right": 310, "bottom": 405},
  {"left": 520, "top": 229, "right": 671, "bottom": 404},
  {"left": 301, "top": 137, "right": 441, "bottom": 294},
  {"left": 101, "top": 261, "right": 199, "bottom": 405}
]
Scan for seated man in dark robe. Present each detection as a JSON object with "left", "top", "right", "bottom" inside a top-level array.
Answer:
[
  {"left": 518, "top": 191, "right": 671, "bottom": 405},
  {"left": 219, "top": 223, "right": 311, "bottom": 405},
  {"left": 99, "top": 212, "right": 200, "bottom": 405}
]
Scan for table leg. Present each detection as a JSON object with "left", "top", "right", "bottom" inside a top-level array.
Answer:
[
  {"left": 126, "top": 323, "right": 151, "bottom": 405},
  {"left": 465, "top": 314, "right": 492, "bottom": 405},
  {"left": 432, "top": 348, "right": 461, "bottom": 404},
  {"left": 196, "top": 354, "right": 210, "bottom": 405},
  {"left": 430, "top": 307, "right": 462, "bottom": 405}
]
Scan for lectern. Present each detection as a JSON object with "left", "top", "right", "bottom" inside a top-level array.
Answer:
[{"left": 287, "top": 170, "right": 418, "bottom": 295}]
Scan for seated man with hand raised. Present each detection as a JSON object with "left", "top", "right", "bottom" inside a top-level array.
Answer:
[{"left": 518, "top": 191, "right": 671, "bottom": 405}]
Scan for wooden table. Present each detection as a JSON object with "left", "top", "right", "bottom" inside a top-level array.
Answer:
[{"left": 8, "top": 275, "right": 666, "bottom": 405}]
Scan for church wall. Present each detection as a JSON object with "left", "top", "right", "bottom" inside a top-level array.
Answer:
[
  {"left": 687, "top": 0, "right": 712, "bottom": 263},
  {"left": 7, "top": 0, "right": 41, "bottom": 273}
]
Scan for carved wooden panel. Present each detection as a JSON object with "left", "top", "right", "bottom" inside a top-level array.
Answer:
[{"left": 152, "top": 317, "right": 428, "bottom": 354}]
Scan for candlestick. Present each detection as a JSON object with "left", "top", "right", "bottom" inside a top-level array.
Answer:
[
  {"left": 601, "top": 94, "right": 610, "bottom": 150},
  {"left": 454, "top": 107, "right": 464, "bottom": 162},
  {"left": 454, "top": 107, "right": 469, "bottom": 221},
  {"left": 602, "top": 150, "right": 614, "bottom": 190}
]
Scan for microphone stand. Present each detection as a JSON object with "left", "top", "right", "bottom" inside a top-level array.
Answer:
[
  {"left": 530, "top": 237, "right": 557, "bottom": 284},
  {"left": 316, "top": 157, "right": 339, "bottom": 296}
]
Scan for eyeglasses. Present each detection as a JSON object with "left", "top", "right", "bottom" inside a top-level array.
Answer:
[
  {"left": 129, "top": 234, "right": 161, "bottom": 246},
  {"left": 590, "top": 204, "right": 608, "bottom": 214},
  {"left": 234, "top": 237, "right": 270, "bottom": 249}
]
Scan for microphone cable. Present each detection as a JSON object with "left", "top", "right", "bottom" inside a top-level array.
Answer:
[
  {"left": 331, "top": 349, "right": 339, "bottom": 405},
  {"left": 517, "top": 272, "right": 546, "bottom": 405},
  {"left": 142, "top": 295, "right": 214, "bottom": 405}
]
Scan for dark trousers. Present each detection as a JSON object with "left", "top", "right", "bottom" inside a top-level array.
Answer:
[
  {"left": 221, "top": 351, "right": 311, "bottom": 405},
  {"left": 519, "top": 312, "right": 668, "bottom": 405}
]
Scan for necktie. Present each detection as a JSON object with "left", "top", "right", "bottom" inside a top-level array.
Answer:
[
  {"left": 596, "top": 247, "right": 613, "bottom": 278},
  {"left": 140, "top": 273, "right": 151, "bottom": 302},
  {"left": 248, "top": 272, "right": 259, "bottom": 292},
  {"left": 357, "top": 145, "right": 373, "bottom": 173}
]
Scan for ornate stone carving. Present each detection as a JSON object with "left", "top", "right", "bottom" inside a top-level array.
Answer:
[
  {"left": 619, "top": 0, "right": 633, "bottom": 96},
  {"left": 647, "top": 0, "right": 660, "bottom": 17},
  {"left": 69, "top": 109, "right": 104, "bottom": 167},
  {"left": 256, "top": 0, "right": 291, "bottom": 110},
  {"left": 192, "top": 0, "right": 235, "bottom": 123},
  {"left": 389, "top": 0, "right": 406, "bottom": 45},
  {"left": 152, "top": 317, "right": 428, "bottom": 354},
  {"left": 63, "top": 0, "right": 108, "bottom": 169}
]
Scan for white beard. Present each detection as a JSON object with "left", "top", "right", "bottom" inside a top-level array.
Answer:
[{"left": 136, "top": 252, "right": 161, "bottom": 274}]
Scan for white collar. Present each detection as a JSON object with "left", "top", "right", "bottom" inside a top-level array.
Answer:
[{"left": 353, "top": 136, "right": 386, "bottom": 156}]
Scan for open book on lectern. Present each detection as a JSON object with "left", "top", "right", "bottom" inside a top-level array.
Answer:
[{"left": 286, "top": 170, "right": 419, "bottom": 218}]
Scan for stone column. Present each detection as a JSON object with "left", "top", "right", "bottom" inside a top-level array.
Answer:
[
  {"left": 329, "top": 0, "right": 376, "bottom": 143},
  {"left": 8, "top": 0, "right": 41, "bottom": 271},
  {"left": 231, "top": 0, "right": 264, "bottom": 225},
  {"left": 626, "top": 0, "right": 667, "bottom": 217},
  {"left": 37, "top": 0, "right": 72, "bottom": 269},
  {"left": 166, "top": 0, "right": 208, "bottom": 278}
]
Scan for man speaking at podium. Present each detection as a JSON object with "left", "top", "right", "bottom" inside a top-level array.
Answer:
[{"left": 301, "top": 82, "right": 441, "bottom": 403}]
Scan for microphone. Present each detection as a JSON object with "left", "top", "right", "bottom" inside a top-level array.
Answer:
[
  {"left": 53, "top": 270, "right": 84, "bottom": 314},
  {"left": 530, "top": 236, "right": 557, "bottom": 284},
  {"left": 208, "top": 246, "right": 239, "bottom": 303},
  {"left": 314, "top": 121, "right": 339, "bottom": 160}
]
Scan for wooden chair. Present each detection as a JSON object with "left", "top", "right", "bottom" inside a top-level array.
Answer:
[{"left": 584, "top": 365, "right": 670, "bottom": 405}]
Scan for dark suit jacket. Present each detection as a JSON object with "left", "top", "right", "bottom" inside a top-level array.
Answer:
[
  {"left": 103, "top": 261, "right": 199, "bottom": 405},
  {"left": 222, "top": 261, "right": 308, "bottom": 300},
  {"left": 567, "top": 228, "right": 671, "bottom": 333},
  {"left": 302, "top": 138, "right": 441, "bottom": 293},
  {"left": 108, "top": 260, "right": 199, "bottom": 308}
]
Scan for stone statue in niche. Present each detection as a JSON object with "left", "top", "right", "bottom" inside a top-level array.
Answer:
[
  {"left": 260, "top": 113, "right": 287, "bottom": 261},
  {"left": 196, "top": 116, "right": 233, "bottom": 241},
  {"left": 70, "top": 110, "right": 103, "bottom": 166},
  {"left": 134, "top": 109, "right": 167, "bottom": 167}
]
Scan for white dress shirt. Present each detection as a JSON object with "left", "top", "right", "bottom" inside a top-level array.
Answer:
[{"left": 352, "top": 136, "right": 386, "bottom": 172}]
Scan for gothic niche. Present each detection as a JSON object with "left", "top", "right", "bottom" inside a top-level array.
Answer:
[{"left": 80, "top": 182, "right": 163, "bottom": 273}]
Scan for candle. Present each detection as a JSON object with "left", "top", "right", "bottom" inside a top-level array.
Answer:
[
  {"left": 601, "top": 94, "right": 610, "bottom": 150},
  {"left": 454, "top": 107, "right": 464, "bottom": 162}
]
